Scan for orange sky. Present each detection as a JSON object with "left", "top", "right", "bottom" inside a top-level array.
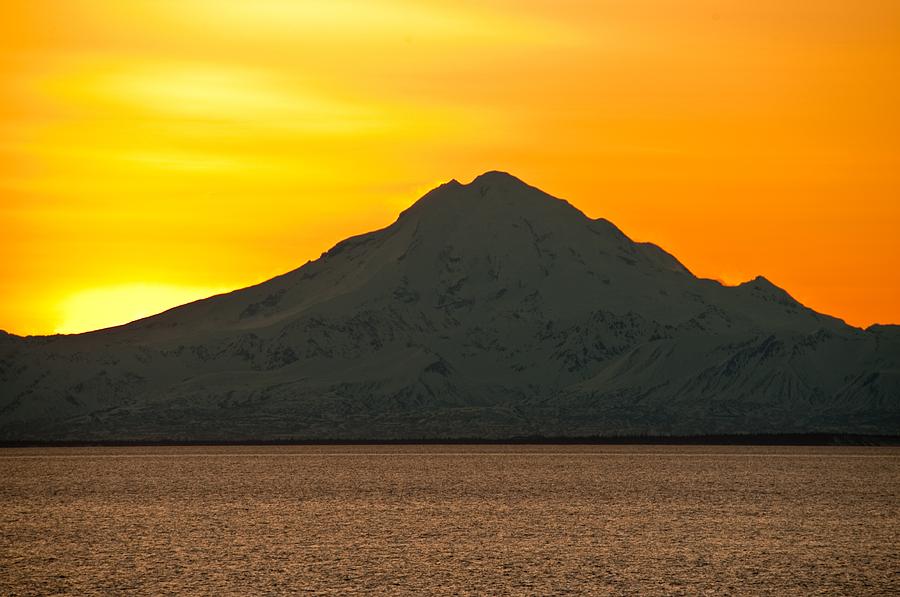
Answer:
[{"left": 1, "top": 0, "right": 898, "bottom": 334}]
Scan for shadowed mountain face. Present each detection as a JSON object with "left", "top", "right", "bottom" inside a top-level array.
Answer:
[{"left": 2, "top": 172, "right": 899, "bottom": 440}]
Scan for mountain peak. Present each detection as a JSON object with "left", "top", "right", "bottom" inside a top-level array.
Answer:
[
  {"left": 468, "top": 170, "right": 526, "bottom": 186},
  {"left": 737, "top": 275, "right": 803, "bottom": 308},
  {"left": 399, "top": 170, "right": 575, "bottom": 226},
  {"left": 749, "top": 275, "right": 775, "bottom": 287}
]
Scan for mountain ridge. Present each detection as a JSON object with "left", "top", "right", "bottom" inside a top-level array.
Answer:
[
  {"left": 1, "top": 171, "right": 897, "bottom": 440},
  {"left": 1, "top": 172, "right": 840, "bottom": 338}
]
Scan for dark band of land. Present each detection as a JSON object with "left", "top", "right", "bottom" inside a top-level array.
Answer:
[{"left": 2, "top": 434, "right": 899, "bottom": 448}]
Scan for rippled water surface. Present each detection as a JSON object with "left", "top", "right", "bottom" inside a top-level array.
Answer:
[{"left": 1, "top": 445, "right": 898, "bottom": 595}]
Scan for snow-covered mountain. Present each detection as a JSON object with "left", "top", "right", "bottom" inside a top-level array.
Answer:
[{"left": 2, "top": 171, "right": 898, "bottom": 440}]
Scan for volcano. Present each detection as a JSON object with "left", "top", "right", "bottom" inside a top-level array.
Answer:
[{"left": 2, "top": 171, "right": 898, "bottom": 440}]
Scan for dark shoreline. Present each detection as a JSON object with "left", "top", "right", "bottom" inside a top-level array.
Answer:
[{"left": 2, "top": 433, "right": 899, "bottom": 448}]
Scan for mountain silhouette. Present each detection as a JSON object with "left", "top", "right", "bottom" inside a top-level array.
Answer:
[{"left": 1, "top": 171, "right": 898, "bottom": 440}]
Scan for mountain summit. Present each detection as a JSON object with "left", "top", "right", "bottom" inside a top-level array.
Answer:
[{"left": 2, "top": 172, "right": 898, "bottom": 440}]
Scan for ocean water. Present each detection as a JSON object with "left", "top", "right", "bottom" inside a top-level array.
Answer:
[{"left": 1, "top": 445, "right": 898, "bottom": 595}]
